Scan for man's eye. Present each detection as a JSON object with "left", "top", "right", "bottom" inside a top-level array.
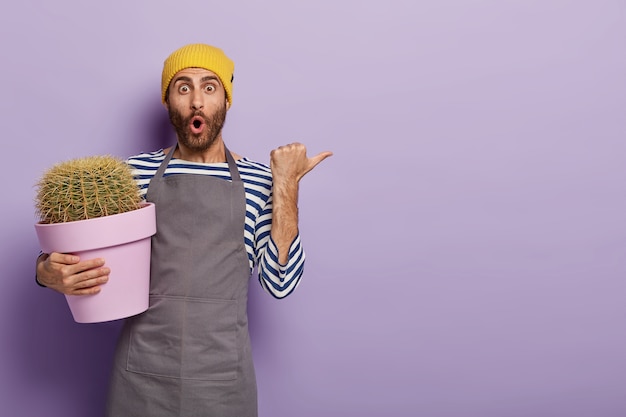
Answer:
[
  {"left": 205, "top": 85, "right": 215, "bottom": 92},
  {"left": 179, "top": 85, "right": 190, "bottom": 93}
]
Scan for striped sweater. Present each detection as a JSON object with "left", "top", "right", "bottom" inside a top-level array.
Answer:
[{"left": 126, "top": 149, "right": 304, "bottom": 299}]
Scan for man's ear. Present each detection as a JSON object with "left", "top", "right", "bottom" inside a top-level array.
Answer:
[{"left": 163, "top": 86, "right": 171, "bottom": 109}]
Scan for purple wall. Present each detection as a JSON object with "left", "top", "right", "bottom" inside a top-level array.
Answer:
[{"left": 2, "top": 1, "right": 625, "bottom": 416}]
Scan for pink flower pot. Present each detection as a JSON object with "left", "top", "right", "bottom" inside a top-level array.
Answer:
[{"left": 35, "top": 202, "right": 156, "bottom": 323}]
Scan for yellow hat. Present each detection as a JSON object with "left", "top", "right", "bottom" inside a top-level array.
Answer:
[{"left": 161, "top": 43, "right": 235, "bottom": 105}]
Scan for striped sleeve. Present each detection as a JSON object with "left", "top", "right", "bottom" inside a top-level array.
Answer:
[{"left": 255, "top": 192, "right": 306, "bottom": 299}]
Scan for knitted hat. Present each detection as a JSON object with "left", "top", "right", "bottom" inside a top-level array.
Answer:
[{"left": 161, "top": 43, "right": 235, "bottom": 105}]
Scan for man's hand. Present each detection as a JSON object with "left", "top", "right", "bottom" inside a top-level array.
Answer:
[
  {"left": 270, "top": 142, "right": 333, "bottom": 184},
  {"left": 36, "top": 252, "right": 110, "bottom": 295}
]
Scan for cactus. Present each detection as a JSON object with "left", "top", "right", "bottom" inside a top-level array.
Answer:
[{"left": 35, "top": 155, "right": 142, "bottom": 224}]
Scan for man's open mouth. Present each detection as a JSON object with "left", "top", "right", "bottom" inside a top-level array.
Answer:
[{"left": 190, "top": 116, "right": 205, "bottom": 134}]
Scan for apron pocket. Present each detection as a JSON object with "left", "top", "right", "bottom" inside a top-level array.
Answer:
[{"left": 126, "top": 295, "right": 238, "bottom": 381}]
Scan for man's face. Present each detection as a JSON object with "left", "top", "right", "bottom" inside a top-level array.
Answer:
[{"left": 165, "top": 68, "right": 228, "bottom": 152}]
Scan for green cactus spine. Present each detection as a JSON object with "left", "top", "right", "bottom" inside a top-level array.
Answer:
[{"left": 35, "top": 155, "right": 142, "bottom": 224}]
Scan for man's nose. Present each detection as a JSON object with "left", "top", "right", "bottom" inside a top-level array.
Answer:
[{"left": 191, "top": 91, "right": 203, "bottom": 110}]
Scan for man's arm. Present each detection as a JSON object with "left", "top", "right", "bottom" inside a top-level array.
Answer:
[
  {"left": 269, "top": 142, "right": 332, "bottom": 264},
  {"left": 36, "top": 252, "right": 110, "bottom": 295}
]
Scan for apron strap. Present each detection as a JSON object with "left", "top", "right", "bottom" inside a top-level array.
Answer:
[
  {"left": 224, "top": 146, "right": 242, "bottom": 184},
  {"left": 154, "top": 145, "right": 177, "bottom": 180}
]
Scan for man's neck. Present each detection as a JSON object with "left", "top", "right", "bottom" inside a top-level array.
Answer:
[{"left": 173, "top": 139, "right": 226, "bottom": 163}]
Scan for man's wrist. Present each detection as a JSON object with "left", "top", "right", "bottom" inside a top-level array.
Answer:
[{"left": 35, "top": 252, "right": 48, "bottom": 288}]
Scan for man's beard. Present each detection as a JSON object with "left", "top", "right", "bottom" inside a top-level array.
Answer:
[{"left": 168, "top": 103, "right": 227, "bottom": 153}]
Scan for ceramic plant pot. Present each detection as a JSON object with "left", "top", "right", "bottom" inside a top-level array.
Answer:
[{"left": 35, "top": 202, "right": 156, "bottom": 323}]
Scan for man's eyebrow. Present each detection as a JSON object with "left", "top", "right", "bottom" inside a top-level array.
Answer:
[
  {"left": 201, "top": 75, "right": 220, "bottom": 84},
  {"left": 172, "top": 76, "right": 193, "bottom": 85}
]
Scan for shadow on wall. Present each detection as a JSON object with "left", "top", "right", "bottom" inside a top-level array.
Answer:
[
  {"left": 247, "top": 269, "right": 278, "bottom": 350},
  {"left": 9, "top": 243, "right": 122, "bottom": 417},
  {"left": 128, "top": 95, "right": 175, "bottom": 155}
]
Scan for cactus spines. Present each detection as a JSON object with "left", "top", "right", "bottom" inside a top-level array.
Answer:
[{"left": 35, "top": 155, "right": 142, "bottom": 224}]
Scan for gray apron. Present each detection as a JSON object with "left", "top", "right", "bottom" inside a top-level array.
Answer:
[{"left": 106, "top": 145, "right": 257, "bottom": 417}]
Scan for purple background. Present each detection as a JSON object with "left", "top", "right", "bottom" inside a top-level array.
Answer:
[{"left": 1, "top": 0, "right": 625, "bottom": 416}]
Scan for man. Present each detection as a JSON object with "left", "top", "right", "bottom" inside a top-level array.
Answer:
[{"left": 35, "top": 43, "right": 332, "bottom": 416}]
